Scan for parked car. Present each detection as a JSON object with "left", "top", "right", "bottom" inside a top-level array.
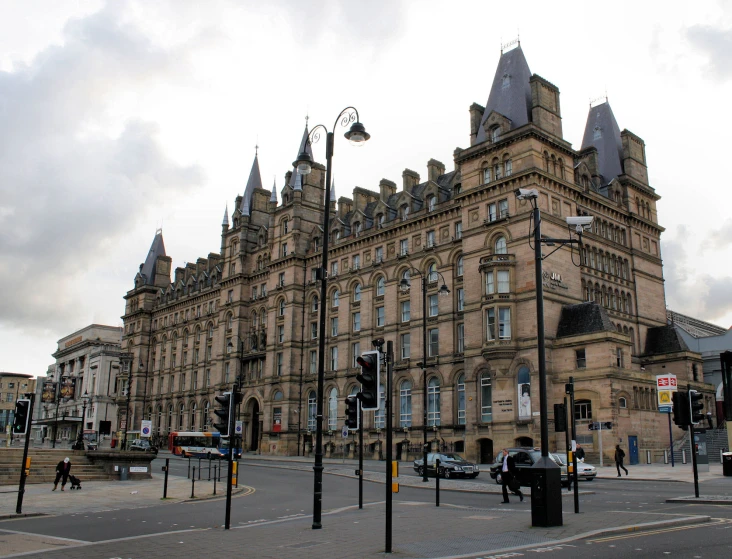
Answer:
[
  {"left": 129, "top": 439, "right": 158, "bottom": 453},
  {"left": 489, "top": 448, "right": 569, "bottom": 487},
  {"left": 413, "top": 452, "right": 480, "bottom": 479},
  {"left": 555, "top": 453, "right": 597, "bottom": 481}
]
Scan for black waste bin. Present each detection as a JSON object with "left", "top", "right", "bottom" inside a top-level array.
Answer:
[
  {"left": 723, "top": 452, "right": 732, "bottom": 477},
  {"left": 120, "top": 466, "right": 129, "bottom": 481}
]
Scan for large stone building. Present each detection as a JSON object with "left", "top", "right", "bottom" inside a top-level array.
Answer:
[
  {"left": 0, "top": 372, "right": 35, "bottom": 441},
  {"left": 121, "top": 43, "right": 713, "bottom": 463}
]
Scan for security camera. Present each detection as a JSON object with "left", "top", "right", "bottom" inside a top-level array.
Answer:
[
  {"left": 514, "top": 188, "right": 539, "bottom": 200},
  {"left": 372, "top": 338, "right": 385, "bottom": 348},
  {"left": 566, "top": 215, "right": 594, "bottom": 233}
]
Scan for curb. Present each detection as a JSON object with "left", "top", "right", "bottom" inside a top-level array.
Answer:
[
  {"left": 0, "top": 512, "right": 48, "bottom": 521},
  {"left": 666, "top": 497, "right": 732, "bottom": 505}
]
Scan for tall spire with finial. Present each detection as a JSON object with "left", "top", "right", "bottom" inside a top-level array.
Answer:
[
  {"left": 289, "top": 116, "right": 313, "bottom": 188},
  {"left": 270, "top": 176, "right": 278, "bottom": 202},
  {"left": 241, "top": 146, "right": 263, "bottom": 215},
  {"left": 222, "top": 204, "right": 229, "bottom": 226}
]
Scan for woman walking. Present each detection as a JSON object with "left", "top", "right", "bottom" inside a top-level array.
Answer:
[{"left": 614, "top": 444, "right": 628, "bottom": 477}]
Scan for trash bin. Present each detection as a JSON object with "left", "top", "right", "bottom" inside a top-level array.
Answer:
[
  {"left": 723, "top": 452, "right": 732, "bottom": 477},
  {"left": 120, "top": 466, "right": 128, "bottom": 481}
]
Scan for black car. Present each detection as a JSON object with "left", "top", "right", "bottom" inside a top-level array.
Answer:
[
  {"left": 129, "top": 439, "right": 157, "bottom": 453},
  {"left": 489, "top": 447, "right": 568, "bottom": 487},
  {"left": 413, "top": 452, "right": 480, "bottom": 479}
]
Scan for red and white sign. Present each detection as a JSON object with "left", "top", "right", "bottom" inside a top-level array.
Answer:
[{"left": 656, "top": 375, "right": 677, "bottom": 389}]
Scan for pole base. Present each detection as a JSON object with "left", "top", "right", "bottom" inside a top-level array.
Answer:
[{"left": 530, "top": 456, "right": 563, "bottom": 527}]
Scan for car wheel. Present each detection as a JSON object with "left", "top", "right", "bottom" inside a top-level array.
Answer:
[
  {"left": 418, "top": 466, "right": 425, "bottom": 477},
  {"left": 495, "top": 473, "right": 502, "bottom": 485},
  {"left": 443, "top": 469, "right": 450, "bottom": 479},
  {"left": 586, "top": 477, "right": 595, "bottom": 482},
  {"left": 469, "top": 474, "right": 479, "bottom": 479}
]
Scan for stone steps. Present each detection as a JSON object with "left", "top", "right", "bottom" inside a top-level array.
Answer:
[{"left": 0, "top": 449, "right": 115, "bottom": 485}]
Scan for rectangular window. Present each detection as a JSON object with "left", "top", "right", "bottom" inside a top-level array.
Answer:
[
  {"left": 401, "top": 301, "right": 411, "bottom": 322},
  {"left": 311, "top": 268, "right": 318, "bottom": 282},
  {"left": 486, "top": 272, "right": 494, "bottom": 295},
  {"left": 331, "top": 317, "right": 339, "bottom": 337},
  {"left": 331, "top": 261, "right": 339, "bottom": 276},
  {"left": 226, "top": 337, "right": 232, "bottom": 353},
  {"left": 455, "top": 221, "right": 462, "bottom": 239},
  {"left": 427, "top": 230, "right": 435, "bottom": 247},
  {"left": 457, "top": 323, "right": 465, "bottom": 353},
  {"left": 261, "top": 284, "right": 267, "bottom": 296},
  {"left": 504, "top": 159, "right": 512, "bottom": 176},
  {"left": 227, "top": 290, "right": 233, "bottom": 303},
  {"left": 277, "top": 353, "right": 283, "bottom": 376},
  {"left": 488, "top": 202, "right": 497, "bottom": 222},
  {"left": 497, "top": 270, "right": 510, "bottom": 293},
  {"left": 180, "top": 373, "right": 185, "bottom": 391},
  {"left": 311, "top": 322, "right": 318, "bottom": 339},
  {"left": 498, "top": 199, "right": 509, "bottom": 219},
  {"left": 428, "top": 328, "right": 439, "bottom": 357},
  {"left": 576, "top": 349, "right": 587, "bottom": 369},
  {"left": 481, "top": 375, "right": 492, "bottom": 422},
  {"left": 375, "top": 247, "right": 383, "bottom": 262},
  {"left": 498, "top": 308, "right": 511, "bottom": 339},
  {"left": 352, "top": 342, "right": 361, "bottom": 367},
  {"left": 486, "top": 308, "right": 496, "bottom": 341},
  {"left": 278, "top": 272, "right": 285, "bottom": 286},
  {"left": 309, "top": 350, "right": 317, "bottom": 374},
  {"left": 616, "top": 348, "right": 624, "bottom": 368},
  {"left": 207, "top": 345, "right": 212, "bottom": 360},
  {"left": 483, "top": 167, "right": 491, "bottom": 184},
  {"left": 282, "top": 243, "right": 288, "bottom": 257},
  {"left": 400, "top": 239, "right": 408, "bottom": 256},
  {"left": 252, "top": 287, "right": 257, "bottom": 299},
  {"left": 206, "top": 369, "right": 210, "bottom": 386},
  {"left": 401, "top": 333, "right": 410, "bottom": 359},
  {"left": 330, "top": 347, "right": 338, "bottom": 371},
  {"left": 193, "top": 371, "right": 198, "bottom": 390},
  {"left": 278, "top": 325, "right": 284, "bottom": 343},
  {"left": 224, "top": 362, "right": 230, "bottom": 384},
  {"left": 457, "top": 288, "right": 465, "bottom": 312},
  {"left": 353, "top": 312, "right": 361, "bottom": 332},
  {"left": 193, "top": 349, "right": 199, "bottom": 364},
  {"left": 352, "top": 255, "right": 360, "bottom": 269},
  {"left": 376, "top": 306, "right": 385, "bottom": 327},
  {"left": 429, "top": 294, "right": 438, "bottom": 317},
  {"left": 169, "top": 374, "right": 174, "bottom": 393}
]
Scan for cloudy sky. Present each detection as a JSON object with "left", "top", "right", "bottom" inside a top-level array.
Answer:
[{"left": 1, "top": 0, "right": 731, "bottom": 377}]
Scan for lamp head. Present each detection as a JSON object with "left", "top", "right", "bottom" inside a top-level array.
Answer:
[
  {"left": 296, "top": 150, "right": 313, "bottom": 175},
  {"left": 438, "top": 283, "right": 450, "bottom": 296},
  {"left": 399, "top": 278, "right": 410, "bottom": 292},
  {"left": 344, "top": 122, "right": 370, "bottom": 146}
]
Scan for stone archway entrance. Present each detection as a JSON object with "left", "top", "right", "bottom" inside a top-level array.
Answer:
[
  {"left": 515, "top": 436, "right": 533, "bottom": 448},
  {"left": 477, "top": 438, "right": 494, "bottom": 464},
  {"left": 245, "top": 399, "right": 260, "bottom": 452}
]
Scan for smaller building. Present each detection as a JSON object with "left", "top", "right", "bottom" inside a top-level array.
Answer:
[
  {"left": 0, "top": 372, "right": 36, "bottom": 441},
  {"left": 36, "top": 325, "right": 124, "bottom": 445}
]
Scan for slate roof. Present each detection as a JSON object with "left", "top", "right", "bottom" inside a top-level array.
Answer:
[
  {"left": 240, "top": 154, "right": 262, "bottom": 215},
  {"left": 556, "top": 302, "right": 616, "bottom": 338},
  {"left": 644, "top": 325, "right": 690, "bottom": 356},
  {"left": 289, "top": 126, "right": 314, "bottom": 188},
  {"left": 580, "top": 102, "right": 624, "bottom": 190},
  {"left": 140, "top": 230, "right": 166, "bottom": 286},
  {"left": 476, "top": 45, "right": 533, "bottom": 143}
]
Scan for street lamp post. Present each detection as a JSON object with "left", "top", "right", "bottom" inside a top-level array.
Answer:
[
  {"left": 399, "top": 267, "right": 450, "bottom": 482},
  {"left": 74, "top": 391, "right": 89, "bottom": 450},
  {"left": 296, "top": 107, "right": 370, "bottom": 530},
  {"left": 120, "top": 354, "right": 134, "bottom": 451}
]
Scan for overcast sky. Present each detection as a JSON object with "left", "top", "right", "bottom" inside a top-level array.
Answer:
[{"left": 1, "top": 0, "right": 731, "bottom": 377}]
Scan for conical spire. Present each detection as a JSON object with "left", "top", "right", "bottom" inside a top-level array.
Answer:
[
  {"left": 270, "top": 177, "right": 278, "bottom": 202},
  {"left": 476, "top": 45, "right": 533, "bottom": 143},
  {"left": 222, "top": 204, "right": 229, "bottom": 227},
  {"left": 241, "top": 152, "right": 263, "bottom": 215},
  {"left": 581, "top": 101, "right": 623, "bottom": 188},
  {"left": 140, "top": 229, "right": 166, "bottom": 285},
  {"left": 330, "top": 177, "right": 336, "bottom": 200},
  {"left": 289, "top": 125, "right": 313, "bottom": 187}
]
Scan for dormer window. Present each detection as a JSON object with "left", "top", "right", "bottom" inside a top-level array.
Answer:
[
  {"left": 401, "top": 205, "right": 409, "bottom": 220},
  {"left": 593, "top": 125, "right": 602, "bottom": 141},
  {"left": 491, "top": 126, "right": 501, "bottom": 143},
  {"left": 501, "top": 74, "right": 510, "bottom": 89},
  {"left": 313, "top": 237, "right": 320, "bottom": 251},
  {"left": 377, "top": 214, "right": 385, "bottom": 227},
  {"left": 427, "top": 196, "right": 436, "bottom": 212},
  {"left": 354, "top": 222, "right": 362, "bottom": 235}
]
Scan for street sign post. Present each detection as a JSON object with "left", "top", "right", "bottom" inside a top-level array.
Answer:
[
  {"left": 657, "top": 374, "right": 677, "bottom": 467},
  {"left": 587, "top": 421, "right": 612, "bottom": 467}
]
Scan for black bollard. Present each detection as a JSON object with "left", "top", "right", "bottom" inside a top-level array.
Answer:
[
  {"left": 435, "top": 458, "right": 440, "bottom": 507},
  {"left": 163, "top": 458, "right": 170, "bottom": 499},
  {"left": 213, "top": 463, "right": 217, "bottom": 496},
  {"left": 191, "top": 467, "right": 196, "bottom": 498}
]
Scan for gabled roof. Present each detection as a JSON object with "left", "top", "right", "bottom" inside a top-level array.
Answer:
[
  {"left": 556, "top": 302, "right": 616, "bottom": 338},
  {"left": 580, "top": 101, "right": 623, "bottom": 188},
  {"left": 140, "top": 229, "right": 166, "bottom": 286},
  {"left": 476, "top": 45, "right": 533, "bottom": 143},
  {"left": 644, "top": 325, "right": 690, "bottom": 356},
  {"left": 241, "top": 154, "right": 263, "bottom": 215}
]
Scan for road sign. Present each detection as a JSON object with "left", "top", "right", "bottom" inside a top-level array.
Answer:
[
  {"left": 656, "top": 374, "right": 677, "bottom": 412},
  {"left": 140, "top": 420, "right": 152, "bottom": 438},
  {"left": 659, "top": 405, "right": 672, "bottom": 413},
  {"left": 342, "top": 425, "right": 349, "bottom": 439},
  {"left": 235, "top": 421, "right": 243, "bottom": 435}
]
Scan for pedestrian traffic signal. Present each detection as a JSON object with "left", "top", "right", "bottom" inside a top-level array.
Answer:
[
  {"left": 672, "top": 390, "right": 690, "bottom": 427},
  {"left": 689, "top": 390, "right": 704, "bottom": 425},
  {"left": 214, "top": 392, "right": 233, "bottom": 437},
  {"left": 345, "top": 395, "right": 359, "bottom": 430},
  {"left": 356, "top": 350, "right": 380, "bottom": 411},
  {"left": 12, "top": 399, "right": 31, "bottom": 435},
  {"left": 553, "top": 403, "right": 567, "bottom": 432}
]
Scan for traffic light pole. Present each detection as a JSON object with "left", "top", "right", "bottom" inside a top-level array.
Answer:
[
  {"left": 569, "top": 377, "right": 579, "bottom": 514},
  {"left": 358, "top": 409, "right": 363, "bottom": 509},
  {"left": 667, "top": 412, "right": 675, "bottom": 467},
  {"left": 224, "top": 392, "right": 235, "bottom": 529},
  {"left": 16, "top": 394, "right": 35, "bottom": 514},
  {"left": 688, "top": 384, "right": 699, "bottom": 498},
  {"left": 385, "top": 341, "right": 393, "bottom": 554}
]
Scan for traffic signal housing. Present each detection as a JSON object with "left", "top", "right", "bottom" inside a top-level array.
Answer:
[
  {"left": 12, "top": 399, "right": 31, "bottom": 435},
  {"left": 689, "top": 390, "right": 704, "bottom": 425},
  {"left": 214, "top": 392, "right": 233, "bottom": 436},
  {"left": 553, "top": 403, "right": 567, "bottom": 432},
  {"left": 345, "top": 395, "right": 360, "bottom": 430},
  {"left": 672, "top": 391, "right": 690, "bottom": 427},
  {"left": 356, "top": 350, "right": 380, "bottom": 411}
]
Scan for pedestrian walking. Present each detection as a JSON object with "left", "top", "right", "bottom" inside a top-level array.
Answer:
[
  {"left": 499, "top": 449, "right": 524, "bottom": 504},
  {"left": 575, "top": 444, "right": 585, "bottom": 462},
  {"left": 614, "top": 444, "right": 628, "bottom": 477},
  {"left": 706, "top": 412, "right": 714, "bottom": 431},
  {"left": 53, "top": 457, "right": 71, "bottom": 491}
]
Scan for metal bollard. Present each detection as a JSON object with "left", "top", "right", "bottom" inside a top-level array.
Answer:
[
  {"left": 163, "top": 458, "right": 170, "bottom": 499},
  {"left": 646, "top": 450, "right": 651, "bottom": 464},
  {"left": 191, "top": 467, "right": 196, "bottom": 498},
  {"left": 435, "top": 458, "right": 440, "bottom": 507},
  {"left": 187, "top": 457, "right": 191, "bottom": 479},
  {"left": 213, "top": 464, "right": 217, "bottom": 496},
  {"left": 664, "top": 449, "right": 669, "bottom": 464},
  {"left": 198, "top": 457, "right": 201, "bottom": 480},
  {"left": 208, "top": 457, "right": 212, "bottom": 481},
  {"left": 682, "top": 449, "right": 687, "bottom": 464}
]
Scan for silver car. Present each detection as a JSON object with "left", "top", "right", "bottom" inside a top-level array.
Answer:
[{"left": 556, "top": 453, "right": 597, "bottom": 481}]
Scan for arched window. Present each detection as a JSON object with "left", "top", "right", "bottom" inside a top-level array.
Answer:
[
  {"left": 307, "top": 391, "right": 316, "bottom": 431},
  {"left": 208, "top": 324, "right": 214, "bottom": 339},
  {"left": 494, "top": 236, "right": 507, "bottom": 254},
  {"left": 190, "top": 402, "right": 197, "bottom": 430},
  {"left": 332, "top": 289, "right": 340, "bottom": 308},
  {"left": 328, "top": 387, "right": 338, "bottom": 431},
  {"left": 376, "top": 277, "right": 385, "bottom": 296},
  {"left": 517, "top": 366, "right": 531, "bottom": 420},
  {"left": 427, "top": 377, "right": 441, "bottom": 426},
  {"left": 252, "top": 312, "right": 259, "bottom": 329},
  {"left": 377, "top": 214, "right": 385, "bottom": 227},
  {"left": 312, "top": 295, "right": 319, "bottom": 312},
  {"left": 260, "top": 309, "right": 266, "bottom": 327},
  {"left": 427, "top": 263, "right": 437, "bottom": 283},
  {"left": 168, "top": 405, "right": 174, "bottom": 432},
  {"left": 283, "top": 218, "right": 289, "bottom": 234},
  {"left": 619, "top": 397, "right": 627, "bottom": 409},
  {"left": 178, "top": 403, "right": 185, "bottom": 430},
  {"left": 354, "top": 222, "right": 362, "bottom": 235},
  {"left": 353, "top": 283, "right": 362, "bottom": 302},
  {"left": 456, "top": 256, "right": 464, "bottom": 277},
  {"left": 278, "top": 299, "right": 285, "bottom": 316},
  {"left": 227, "top": 314, "right": 233, "bottom": 329},
  {"left": 273, "top": 390, "right": 284, "bottom": 401},
  {"left": 456, "top": 374, "right": 466, "bottom": 425},
  {"left": 399, "top": 380, "right": 412, "bottom": 427},
  {"left": 401, "top": 269, "right": 411, "bottom": 284},
  {"left": 480, "top": 373, "right": 492, "bottom": 422},
  {"left": 203, "top": 401, "right": 210, "bottom": 429}
]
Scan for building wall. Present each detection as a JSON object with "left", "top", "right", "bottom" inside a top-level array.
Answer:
[{"left": 0, "top": 373, "right": 35, "bottom": 434}]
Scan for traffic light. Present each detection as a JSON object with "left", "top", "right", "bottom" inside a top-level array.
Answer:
[
  {"left": 214, "top": 392, "right": 233, "bottom": 436},
  {"left": 12, "top": 399, "right": 31, "bottom": 435},
  {"left": 672, "top": 391, "right": 690, "bottom": 427},
  {"left": 553, "top": 403, "right": 567, "bottom": 432},
  {"left": 345, "top": 395, "right": 359, "bottom": 429},
  {"left": 689, "top": 390, "right": 704, "bottom": 425},
  {"left": 356, "top": 350, "right": 380, "bottom": 411}
]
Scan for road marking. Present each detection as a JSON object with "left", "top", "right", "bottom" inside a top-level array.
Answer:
[
  {"left": 587, "top": 519, "right": 729, "bottom": 543},
  {"left": 0, "top": 528, "right": 88, "bottom": 544}
]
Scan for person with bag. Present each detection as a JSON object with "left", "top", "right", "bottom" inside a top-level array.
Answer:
[
  {"left": 575, "top": 444, "right": 585, "bottom": 463},
  {"left": 499, "top": 449, "right": 524, "bottom": 503},
  {"left": 53, "top": 457, "right": 71, "bottom": 491},
  {"left": 614, "top": 444, "right": 628, "bottom": 476}
]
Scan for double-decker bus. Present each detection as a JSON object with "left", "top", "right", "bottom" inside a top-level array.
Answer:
[{"left": 168, "top": 431, "right": 241, "bottom": 459}]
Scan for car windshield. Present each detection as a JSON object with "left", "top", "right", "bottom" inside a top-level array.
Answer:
[{"left": 439, "top": 454, "right": 466, "bottom": 463}]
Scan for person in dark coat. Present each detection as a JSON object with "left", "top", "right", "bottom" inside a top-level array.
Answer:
[
  {"left": 53, "top": 457, "right": 71, "bottom": 491},
  {"left": 575, "top": 444, "right": 586, "bottom": 462},
  {"left": 499, "top": 449, "right": 524, "bottom": 503},
  {"left": 614, "top": 445, "right": 628, "bottom": 477}
]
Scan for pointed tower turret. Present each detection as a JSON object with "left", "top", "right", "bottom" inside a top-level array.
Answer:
[
  {"left": 241, "top": 152, "right": 263, "bottom": 215},
  {"left": 581, "top": 101, "right": 623, "bottom": 188},
  {"left": 137, "top": 228, "right": 170, "bottom": 287},
  {"left": 476, "top": 45, "right": 533, "bottom": 143},
  {"left": 222, "top": 204, "right": 229, "bottom": 227},
  {"left": 270, "top": 177, "right": 278, "bottom": 203},
  {"left": 289, "top": 125, "right": 313, "bottom": 188}
]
